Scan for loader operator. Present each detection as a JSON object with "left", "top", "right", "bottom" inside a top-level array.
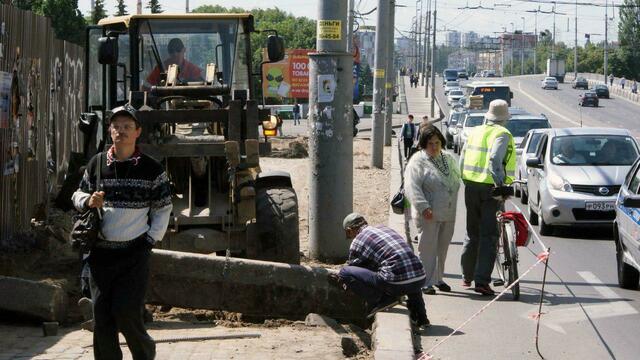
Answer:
[{"left": 145, "top": 37, "right": 202, "bottom": 87}]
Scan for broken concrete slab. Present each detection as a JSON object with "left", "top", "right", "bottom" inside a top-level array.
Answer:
[
  {"left": 147, "top": 250, "right": 367, "bottom": 324},
  {"left": 0, "top": 275, "right": 68, "bottom": 322},
  {"left": 305, "top": 313, "right": 341, "bottom": 329}
]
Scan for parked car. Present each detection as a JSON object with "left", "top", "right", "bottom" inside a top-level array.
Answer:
[
  {"left": 526, "top": 127, "right": 640, "bottom": 235},
  {"left": 453, "top": 110, "right": 485, "bottom": 154},
  {"left": 515, "top": 129, "right": 550, "bottom": 203},
  {"left": 444, "top": 110, "right": 465, "bottom": 149},
  {"left": 447, "top": 89, "right": 464, "bottom": 106},
  {"left": 614, "top": 157, "right": 640, "bottom": 289},
  {"left": 444, "top": 81, "right": 460, "bottom": 95},
  {"left": 579, "top": 91, "right": 599, "bottom": 107},
  {"left": 541, "top": 77, "right": 559, "bottom": 90},
  {"left": 572, "top": 77, "right": 589, "bottom": 89},
  {"left": 594, "top": 84, "right": 610, "bottom": 98}
]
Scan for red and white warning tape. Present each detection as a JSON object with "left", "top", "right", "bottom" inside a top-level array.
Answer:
[{"left": 416, "top": 251, "right": 550, "bottom": 360}]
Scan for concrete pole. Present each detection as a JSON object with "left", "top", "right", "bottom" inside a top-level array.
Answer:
[
  {"left": 371, "top": 0, "right": 389, "bottom": 169},
  {"left": 521, "top": 17, "right": 525, "bottom": 75},
  {"left": 186, "top": 0, "right": 189, "bottom": 13},
  {"left": 424, "top": 0, "right": 431, "bottom": 98},
  {"left": 604, "top": 0, "right": 608, "bottom": 83},
  {"left": 552, "top": 5, "right": 556, "bottom": 58},
  {"left": 421, "top": 4, "right": 429, "bottom": 86},
  {"left": 308, "top": 1, "right": 353, "bottom": 262},
  {"left": 534, "top": 12, "right": 538, "bottom": 73},
  {"left": 574, "top": 0, "right": 578, "bottom": 79},
  {"left": 384, "top": 0, "right": 396, "bottom": 146},
  {"left": 137, "top": 0, "right": 142, "bottom": 15},
  {"left": 429, "top": 0, "right": 437, "bottom": 118},
  {"left": 347, "top": 0, "right": 355, "bottom": 53},
  {"left": 417, "top": 0, "right": 423, "bottom": 80}
]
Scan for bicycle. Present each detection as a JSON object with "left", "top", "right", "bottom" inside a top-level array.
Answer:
[{"left": 491, "top": 180, "right": 527, "bottom": 300}]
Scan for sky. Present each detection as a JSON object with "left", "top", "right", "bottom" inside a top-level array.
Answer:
[{"left": 78, "top": 0, "right": 621, "bottom": 47}]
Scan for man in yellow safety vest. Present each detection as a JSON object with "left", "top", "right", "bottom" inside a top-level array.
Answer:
[{"left": 459, "top": 99, "right": 516, "bottom": 296}]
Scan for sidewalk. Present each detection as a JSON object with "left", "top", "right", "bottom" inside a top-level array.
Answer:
[
  {"left": 373, "top": 75, "right": 443, "bottom": 360},
  {"left": 573, "top": 72, "right": 640, "bottom": 104}
]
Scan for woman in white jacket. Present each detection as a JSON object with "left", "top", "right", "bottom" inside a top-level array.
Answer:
[{"left": 404, "top": 125, "right": 461, "bottom": 294}]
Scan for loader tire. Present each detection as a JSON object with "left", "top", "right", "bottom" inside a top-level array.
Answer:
[{"left": 255, "top": 187, "right": 300, "bottom": 264}]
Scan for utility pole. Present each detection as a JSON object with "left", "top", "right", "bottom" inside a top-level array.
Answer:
[
  {"left": 421, "top": 4, "right": 428, "bottom": 86},
  {"left": 429, "top": 0, "right": 437, "bottom": 118},
  {"left": 348, "top": 0, "right": 355, "bottom": 53},
  {"left": 186, "top": 0, "right": 189, "bottom": 13},
  {"left": 604, "top": 0, "right": 608, "bottom": 83},
  {"left": 534, "top": 10, "right": 538, "bottom": 73},
  {"left": 371, "top": 0, "right": 389, "bottom": 168},
  {"left": 308, "top": 1, "right": 353, "bottom": 262},
  {"left": 521, "top": 17, "right": 525, "bottom": 75},
  {"left": 417, "top": 0, "right": 423, "bottom": 81},
  {"left": 552, "top": 4, "right": 556, "bottom": 58},
  {"left": 574, "top": 0, "right": 578, "bottom": 79},
  {"left": 384, "top": 1, "right": 396, "bottom": 146},
  {"left": 137, "top": 0, "right": 142, "bottom": 15},
  {"left": 424, "top": 0, "right": 431, "bottom": 97}
]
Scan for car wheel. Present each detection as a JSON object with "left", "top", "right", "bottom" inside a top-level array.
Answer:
[
  {"left": 539, "top": 210, "right": 554, "bottom": 236},
  {"left": 528, "top": 202, "right": 539, "bottom": 225},
  {"left": 616, "top": 231, "right": 640, "bottom": 289},
  {"left": 515, "top": 181, "right": 521, "bottom": 198}
]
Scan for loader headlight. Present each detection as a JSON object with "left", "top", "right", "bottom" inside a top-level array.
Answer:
[{"left": 262, "top": 115, "right": 279, "bottom": 137}]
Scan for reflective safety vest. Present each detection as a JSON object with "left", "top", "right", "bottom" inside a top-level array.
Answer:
[{"left": 462, "top": 124, "right": 516, "bottom": 185}]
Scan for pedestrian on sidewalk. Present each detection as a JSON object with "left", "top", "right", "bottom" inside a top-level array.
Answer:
[
  {"left": 331, "top": 213, "right": 429, "bottom": 328},
  {"left": 405, "top": 126, "right": 460, "bottom": 295},
  {"left": 609, "top": 73, "right": 614, "bottom": 86},
  {"left": 400, "top": 115, "right": 417, "bottom": 159},
  {"left": 620, "top": 76, "right": 626, "bottom": 89},
  {"left": 459, "top": 99, "right": 516, "bottom": 296},
  {"left": 292, "top": 101, "right": 301, "bottom": 125},
  {"left": 632, "top": 80, "right": 638, "bottom": 94},
  {"left": 72, "top": 105, "right": 172, "bottom": 359}
]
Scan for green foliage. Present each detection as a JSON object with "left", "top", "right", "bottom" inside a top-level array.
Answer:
[
  {"left": 615, "top": 0, "right": 640, "bottom": 79},
  {"left": 19, "top": 0, "right": 87, "bottom": 44},
  {"left": 115, "top": 0, "right": 127, "bottom": 16},
  {"left": 192, "top": 5, "right": 316, "bottom": 99},
  {"left": 359, "top": 64, "right": 373, "bottom": 100},
  {"left": 91, "top": 0, "right": 106, "bottom": 24},
  {"left": 146, "top": 0, "right": 162, "bottom": 14}
]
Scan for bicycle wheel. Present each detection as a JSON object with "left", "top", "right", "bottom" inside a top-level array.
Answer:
[
  {"left": 494, "top": 224, "right": 508, "bottom": 286},
  {"left": 504, "top": 222, "right": 520, "bottom": 300}
]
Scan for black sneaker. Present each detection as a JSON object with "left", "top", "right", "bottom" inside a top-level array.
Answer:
[
  {"left": 410, "top": 315, "right": 431, "bottom": 330},
  {"left": 422, "top": 286, "right": 436, "bottom": 295},
  {"left": 435, "top": 282, "right": 451, "bottom": 292}
]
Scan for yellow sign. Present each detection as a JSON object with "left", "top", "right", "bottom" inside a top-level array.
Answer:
[
  {"left": 375, "top": 69, "right": 385, "bottom": 78},
  {"left": 318, "top": 20, "right": 342, "bottom": 40},
  {"left": 385, "top": 82, "right": 393, "bottom": 89}
]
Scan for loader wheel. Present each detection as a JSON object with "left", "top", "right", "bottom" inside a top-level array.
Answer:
[{"left": 255, "top": 187, "right": 300, "bottom": 264}]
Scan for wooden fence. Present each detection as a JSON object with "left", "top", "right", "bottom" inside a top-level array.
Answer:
[{"left": 0, "top": 4, "right": 85, "bottom": 246}]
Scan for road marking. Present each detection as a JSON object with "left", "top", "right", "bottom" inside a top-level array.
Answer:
[
  {"left": 523, "top": 271, "right": 638, "bottom": 334},
  {"left": 516, "top": 81, "right": 582, "bottom": 126}
]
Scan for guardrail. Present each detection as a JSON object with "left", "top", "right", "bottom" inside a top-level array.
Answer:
[{"left": 572, "top": 73, "right": 640, "bottom": 104}]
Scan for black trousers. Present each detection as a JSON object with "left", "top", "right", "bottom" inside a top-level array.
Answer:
[
  {"left": 89, "top": 239, "right": 155, "bottom": 360},
  {"left": 403, "top": 138, "right": 414, "bottom": 158}
]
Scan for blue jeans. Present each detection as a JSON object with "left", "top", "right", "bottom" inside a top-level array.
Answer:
[{"left": 339, "top": 265, "right": 427, "bottom": 320}]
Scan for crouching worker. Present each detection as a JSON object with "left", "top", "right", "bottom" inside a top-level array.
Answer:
[{"left": 333, "top": 213, "right": 430, "bottom": 328}]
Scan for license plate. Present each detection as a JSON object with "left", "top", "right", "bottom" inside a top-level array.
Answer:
[{"left": 585, "top": 201, "right": 615, "bottom": 211}]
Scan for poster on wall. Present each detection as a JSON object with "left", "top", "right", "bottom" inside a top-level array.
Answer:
[{"left": 0, "top": 71, "right": 11, "bottom": 128}]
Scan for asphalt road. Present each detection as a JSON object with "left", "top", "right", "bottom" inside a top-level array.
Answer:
[{"left": 420, "top": 75, "right": 640, "bottom": 360}]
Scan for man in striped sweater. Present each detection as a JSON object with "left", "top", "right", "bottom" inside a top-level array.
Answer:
[{"left": 72, "top": 104, "right": 172, "bottom": 359}]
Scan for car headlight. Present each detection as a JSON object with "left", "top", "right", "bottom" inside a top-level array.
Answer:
[{"left": 548, "top": 173, "right": 573, "bottom": 192}]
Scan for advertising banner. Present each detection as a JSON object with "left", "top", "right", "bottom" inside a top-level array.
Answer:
[{"left": 263, "top": 49, "right": 311, "bottom": 99}]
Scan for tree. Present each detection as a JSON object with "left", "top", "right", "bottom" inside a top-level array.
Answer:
[
  {"left": 616, "top": 0, "right": 640, "bottom": 79},
  {"left": 91, "top": 0, "right": 106, "bottom": 24},
  {"left": 115, "top": 0, "right": 128, "bottom": 16},
  {"left": 146, "top": 0, "right": 162, "bottom": 14},
  {"left": 18, "top": 0, "right": 87, "bottom": 44}
]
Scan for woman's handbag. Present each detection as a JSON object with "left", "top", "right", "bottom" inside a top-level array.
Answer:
[
  {"left": 70, "top": 153, "right": 103, "bottom": 252},
  {"left": 391, "top": 180, "right": 405, "bottom": 215}
]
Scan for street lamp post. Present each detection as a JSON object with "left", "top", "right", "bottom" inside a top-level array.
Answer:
[{"left": 521, "top": 17, "right": 525, "bottom": 75}]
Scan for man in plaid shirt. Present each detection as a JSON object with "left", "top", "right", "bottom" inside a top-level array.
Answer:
[{"left": 335, "top": 213, "right": 429, "bottom": 328}]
